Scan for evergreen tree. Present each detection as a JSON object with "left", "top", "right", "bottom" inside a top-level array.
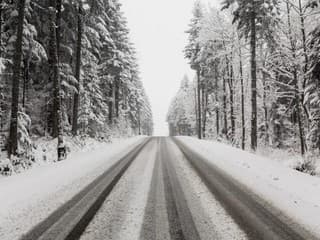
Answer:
[
  {"left": 8, "top": 0, "right": 26, "bottom": 157},
  {"left": 222, "top": 0, "right": 280, "bottom": 150},
  {"left": 0, "top": 0, "right": 153, "bottom": 164},
  {"left": 306, "top": 24, "right": 320, "bottom": 151},
  {"left": 185, "top": 1, "right": 203, "bottom": 139}
]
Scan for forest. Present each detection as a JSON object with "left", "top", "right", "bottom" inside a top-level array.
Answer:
[
  {"left": 0, "top": 0, "right": 153, "bottom": 166},
  {"left": 168, "top": 0, "right": 320, "bottom": 162}
]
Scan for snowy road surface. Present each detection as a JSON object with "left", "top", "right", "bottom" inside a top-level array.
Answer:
[{"left": 1, "top": 137, "right": 320, "bottom": 240}]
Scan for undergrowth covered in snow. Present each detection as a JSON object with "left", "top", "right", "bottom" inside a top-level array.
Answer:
[
  {"left": 0, "top": 135, "right": 128, "bottom": 176},
  {"left": 257, "top": 147, "right": 320, "bottom": 176},
  {"left": 202, "top": 136, "right": 320, "bottom": 177}
]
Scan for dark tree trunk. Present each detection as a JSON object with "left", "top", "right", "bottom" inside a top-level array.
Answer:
[
  {"left": 250, "top": 7, "right": 258, "bottom": 151},
  {"left": 298, "top": 0, "right": 308, "bottom": 100},
  {"left": 49, "top": 0, "right": 65, "bottom": 160},
  {"left": 294, "top": 70, "right": 306, "bottom": 155},
  {"left": 197, "top": 68, "right": 202, "bottom": 139},
  {"left": 214, "top": 63, "right": 220, "bottom": 137},
  {"left": 52, "top": 0, "right": 62, "bottom": 138},
  {"left": 262, "top": 71, "right": 269, "bottom": 145},
  {"left": 56, "top": 0, "right": 61, "bottom": 58},
  {"left": 194, "top": 86, "right": 198, "bottom": 136},
  {"left": 108, "top": 83, "right": 113, "bottom": 123},
  {"left": 8, "top": 0, "right": 26, "bottom": 157},
  {"left": 22, "top": 48, "right": 31, "bottom": 108},
  {"left": 223, "top": 75, "right": 228, "bottom": 140},
  {"left": 202, "top": 86, "right": 207, "bottom": 138},
  {"left": 138, "top": 105, "right": 141, "bottom": 135},
  {"left": 228, "top": 59, "right": 235, "bottom": 142},
  {"left": 115, "top": 79, "right": 120, "bottom": 118},
  {"left": 287, "top": 2, "right": 306, "bottom": 155},
  {"left": 0, "top": 1, "right": 3, "bottom": 131},
  {"left": 72, "top": 5, "right": 83, "bottom": 136},
  {"left": 22, "top": 60, "right": 28, "bottom": 107},
  {"left": 239, "top": 45, "right": 245, "bottom": 150}
]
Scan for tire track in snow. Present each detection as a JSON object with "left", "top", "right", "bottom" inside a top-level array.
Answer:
[
  {"left": 20, "top": 138, "right": 151, "bottom": 240},
  {"left": 161, "top": 138, "right": 201, "bottom": 240}
]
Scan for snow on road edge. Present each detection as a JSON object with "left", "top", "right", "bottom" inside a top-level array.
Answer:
[
  {"left": 0, "top": 136, "right": 146, "bottom": 239},
  {"left": 177, "top": 136, "right": 320, "bottom": 238}
]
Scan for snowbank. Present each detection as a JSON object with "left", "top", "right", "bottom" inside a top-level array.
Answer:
[
  {"left": 177, "top": 137, "right": 320, "bottom": 238},
  {"left": 0, "top": 135, "right": 136, "bottom": 176},
  {"left": 257, "top": 146, "right": 319, "bottom": 175},
  {"left": 0, "top": 136, "right": 145, "bottom": 240}
]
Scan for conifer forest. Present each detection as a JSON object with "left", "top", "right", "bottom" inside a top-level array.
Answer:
[
  {"left": 2, "top": 1, "right": 320, "bottom": 239},
  {"left": 168, "top": 0, "right": 320, "bottom": 161},
  {"left": 0, "top": 0, "right": 153, "bottom": 165}
]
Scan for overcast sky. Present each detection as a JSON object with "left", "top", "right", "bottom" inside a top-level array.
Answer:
[{"left": 121, "top": 0, "right": 220, "bottom": 135}]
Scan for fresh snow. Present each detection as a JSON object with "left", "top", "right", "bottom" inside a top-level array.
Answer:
[
  {"left": 177, "top": 137, "right": 320, "bottom": 238},
  {"left": 0, "top": 136, "right": 146, "bottom": 240},
  {"left": 257, "top": 146, "right": 320, "bottom": 175}
]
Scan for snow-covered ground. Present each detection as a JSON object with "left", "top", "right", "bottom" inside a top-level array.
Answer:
[
  {"left": 0, "top": 136, "right": 145, "bottom": 240},
  {"left": 0, "top": 136, "right": 126, "bottom": 175},
  {"left": 177, "top": 137, "right": 320, "bottom": 238},
  {"left": 257, "top": 146, "right": 319, "bottom": 175}
]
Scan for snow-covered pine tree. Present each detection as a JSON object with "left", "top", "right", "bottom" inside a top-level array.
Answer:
[
  {"left": 0, "top": 0, "right": 152, "bottom": 166},
  {"left": 185, "top": 0, "right": 203, "bottom": 139},
  {"left": 222, "top": 0, "right": 280, "bottom": 150},
  {"left": 167, "top": 75, "right": 196, "bottom": 136},
  {"left": 306, "top": 22, "right": 320, "bottom": 152},
  {"left": 8, "top": 0, "right": 26, "bottom": 157}
]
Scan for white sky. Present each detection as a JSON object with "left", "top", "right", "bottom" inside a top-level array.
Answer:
[{"left": 121, "top": 0, "right": 220, "bottom": 136}]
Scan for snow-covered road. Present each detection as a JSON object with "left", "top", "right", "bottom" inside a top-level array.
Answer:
[
  {"left": 1, "top": 136, "right": 320, "bottom": 240},
  {"left": 0, "top": 136, "right": 146, "bottom": 240}
]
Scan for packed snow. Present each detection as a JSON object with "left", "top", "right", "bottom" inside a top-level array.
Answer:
[
  {"left": 81, "top": 139, "right": 157, "bottom": 240},
  {"left": 167, "top": 139, "right": 248, "bottom": 239},
  {"left": 0, "top": 136, "right": 146, "bottom": 240},
  {"left": 177, "top": 137, "right": 320, "bottom": 238}
]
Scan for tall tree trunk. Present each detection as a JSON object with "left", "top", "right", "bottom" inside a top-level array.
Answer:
[
  {"left": 52, "top": 0, "right": 62, "bottom": 137},
  {"left": 259, "top": 45, "right": 269, "bottom": 146},
  {"left": 22, "top": 60, "right": 27, "bottom": 107},
  {"left": 22, "top": 47, "right": 31, "bottom": 108},
  {"left": 298, "top": 0, "right": 308, "bottom": 102},
  {"left": 287, "top": 2, "right": 306, "bottom": 155},
  {"left": 262, "top": 72, "right": 269, "bottom": 145},
  {"left": 214, "top": 63, "right": 220, "bottom": 137},
  {"left": 72, "top": 5, "right": 83, "bottom": 136},
  {"left": 239, "top": 43, "right": 245, "bottom": 150},
  {"left": 197, "top": 68, "right": 202, "bottom": 139},
  {"left": 108, "top": 83, "right": 113, "bottom": 123},
  {"left": 194, "top": 86, "right": 198, "bottom": 136},
  {"left": 294, "top": 70, "right": 306, "bottom": 155},
  {"left": 0, "top": 0, "right": 3, "bottom": 132},
  {"left": 56, "top": 0, "right": 61, "bottom": 58},
  {"left": 49, "top": 0, "right": 65, "bottom": 161},
  {"left": 115, "top": 79, "right": 120, "bottom": 118},
  {"left": 228, "top": 59, "right": 235, "bottom": 142},
  {"left": 8, "top": 0, "right": 26, "bottom": 157},
  {"left": 223, "top": 75, "right": 228, "bottom": 140},
  {"left": 202, "top": 86, "right": 207, "bottom": 138},
  {"left": 250, "top": 7, "right": 258, "bottom": 151},
  {"left": 138, "top": 105, "right": 141, "bottom": 135}
]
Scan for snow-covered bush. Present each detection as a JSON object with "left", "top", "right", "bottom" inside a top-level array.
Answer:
[
  {"left": 17, "top": 111, "right": 33, "bottom": 157},
  {"left": 293, "top": 156, "right": 317, "bottom": 176},
  {"left": 0, "top": 158, "right": 14, "bottom": 176},
  {"left": 11, "top": 155, "right": 34, "bottom": 173}
]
